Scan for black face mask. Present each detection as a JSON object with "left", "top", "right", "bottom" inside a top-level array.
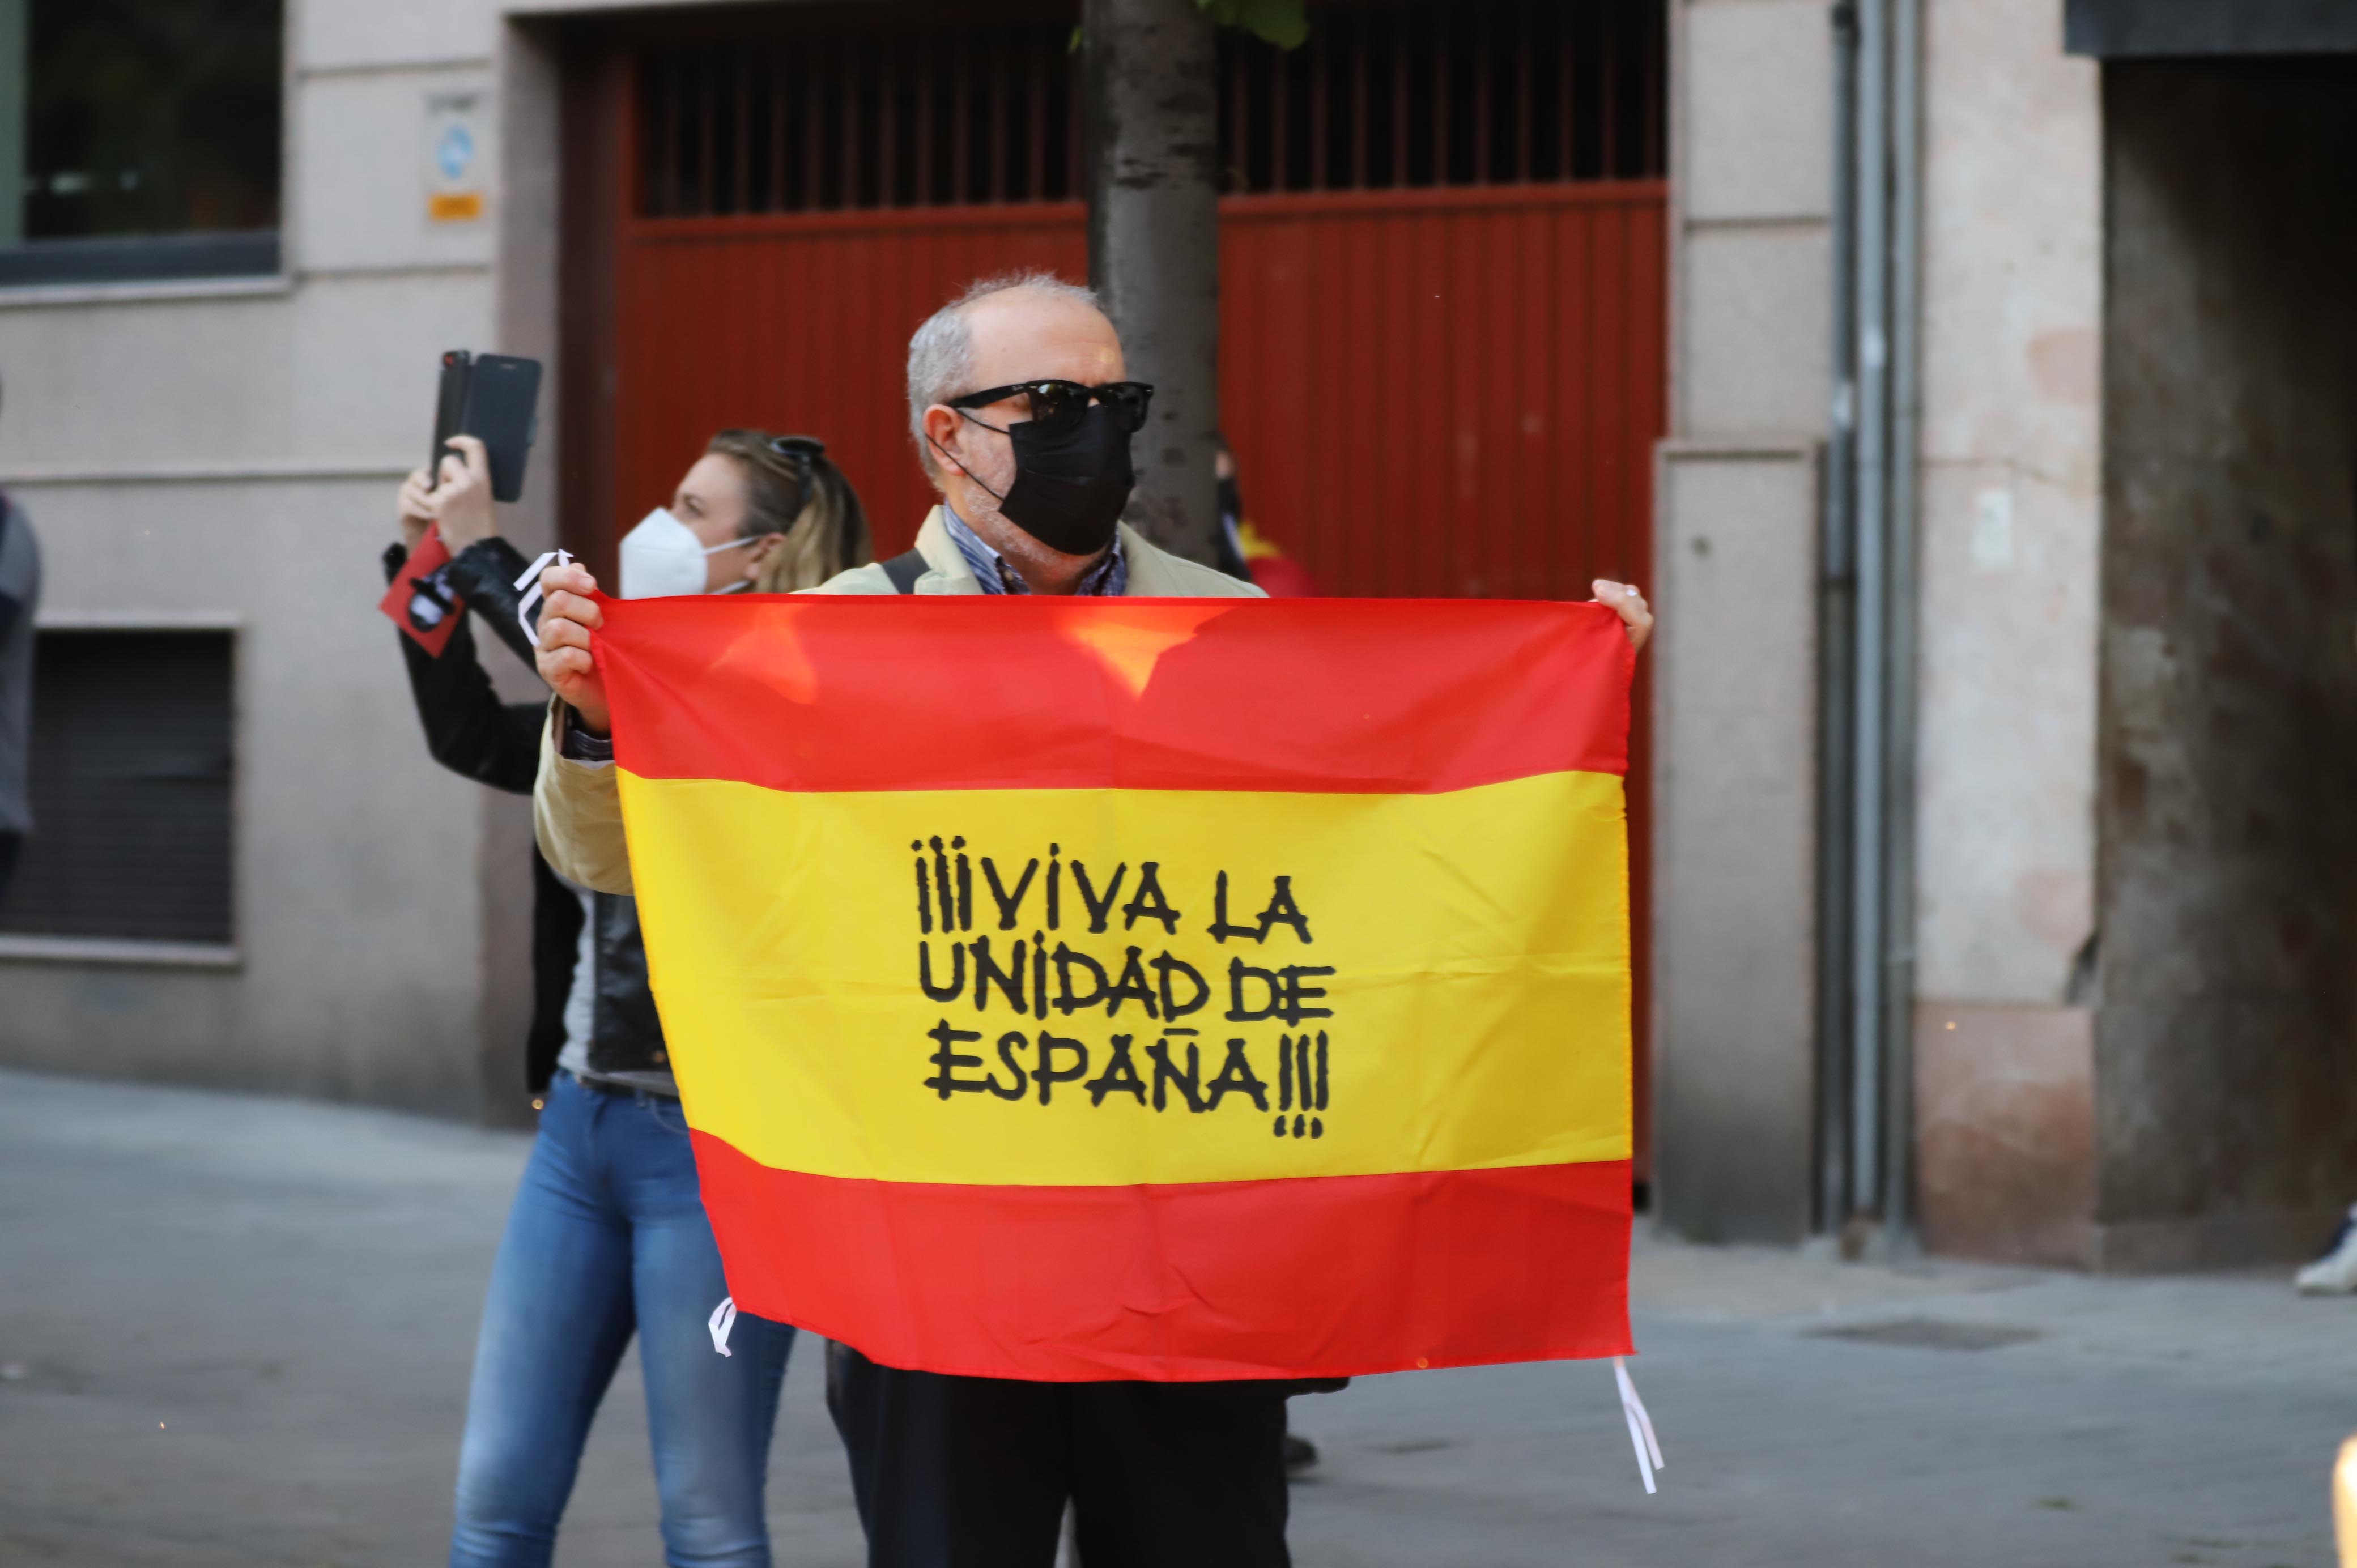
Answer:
[{"left": 954, "top": 402, "right": 1135, "bottom": 557}]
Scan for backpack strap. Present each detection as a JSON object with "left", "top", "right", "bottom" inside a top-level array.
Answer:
[{"left": 880, "top": 548, "right": 928, "bottom": 594}]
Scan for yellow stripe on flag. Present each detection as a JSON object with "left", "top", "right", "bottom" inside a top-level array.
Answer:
[{"left": 620, "top": 768, "right": 1631, "bottom": 1187}]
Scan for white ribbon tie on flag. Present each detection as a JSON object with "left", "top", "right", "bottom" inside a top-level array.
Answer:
[
  {"left": 708, "top": 1296, "right": 738, "bottom": 1358},
  {"left": 1614, "top": 1356, "right": 1665, "bottom": 1494}
]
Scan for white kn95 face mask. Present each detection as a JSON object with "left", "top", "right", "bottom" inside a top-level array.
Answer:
[{"left": 618, "top": 506, "right": 744, "bottom": 600}]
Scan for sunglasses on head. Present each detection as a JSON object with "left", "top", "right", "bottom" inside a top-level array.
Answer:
[
  {"left": 766, "top": 434, "right": 826, "bottom": 518},
  {"left": 948, "top": 380, "right": 1155, "bottom": 437}
]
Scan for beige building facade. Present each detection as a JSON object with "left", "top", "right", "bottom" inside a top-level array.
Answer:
[
  {"left": 0, "top": 0, "right": 564, "bottom": 1118},
  {"left": 1657, "top": 0, "right": 2357, "bottom": 1266}
]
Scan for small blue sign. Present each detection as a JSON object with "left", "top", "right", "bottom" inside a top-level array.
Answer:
[{"left": 436, "top": 124, "right": 475, "bottom": 182}]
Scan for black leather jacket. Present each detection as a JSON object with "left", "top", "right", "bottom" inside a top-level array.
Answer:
[{"left": 386, "top": 535, "right": 669, "bottom": 1093}]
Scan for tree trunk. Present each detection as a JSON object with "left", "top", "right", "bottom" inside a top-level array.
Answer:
[{"left": 1083, "top": 0, "right": 1221, "bottom": 566}]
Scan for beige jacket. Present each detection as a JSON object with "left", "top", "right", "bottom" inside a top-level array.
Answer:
[{"left": 534, "top": 506, "right": 1265, "bottom": 894}]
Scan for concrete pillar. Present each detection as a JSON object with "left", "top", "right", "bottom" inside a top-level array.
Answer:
[
  {"left": 1653, "top": 0, "right": 1833, "bottom": 1242},
  {"left": 1907, "top": 0, "right": 2104, "bottom": 1266}
]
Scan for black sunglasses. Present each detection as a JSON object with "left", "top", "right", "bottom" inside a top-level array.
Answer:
[
  {"left": 767, "top": 434, "right": 826, "bottom": 519},
  {"left": 948, "top": 380, "right": 1155, "bottom": 437}
]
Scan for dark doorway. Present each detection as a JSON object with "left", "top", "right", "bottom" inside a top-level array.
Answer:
[{"left": 2098, "top": 57, "right": 2357, "bottom": 1266}]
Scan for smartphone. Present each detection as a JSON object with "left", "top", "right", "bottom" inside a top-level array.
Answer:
[
  {"left": 429, "top": 350, "right": 543, "bottom": 503},
  {"left": 431, "top": 349, "right": 471, "bottom": 478}
]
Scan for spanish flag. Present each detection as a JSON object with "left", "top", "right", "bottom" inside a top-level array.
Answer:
[{"left": 599, "top": 596, "right": 1635, "bottom": 1382}]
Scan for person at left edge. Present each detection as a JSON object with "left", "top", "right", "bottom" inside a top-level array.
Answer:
[
  {"left": 389, "top": 429, "right": 871, "bottom": 1568},
  {"left": 0, "top": 456, "right": 38, "bottom": 901}
]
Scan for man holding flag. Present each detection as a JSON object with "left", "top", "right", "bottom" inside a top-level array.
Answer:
[{"left": 529, "top": 274, "right": 1653, "bottom": 1567}]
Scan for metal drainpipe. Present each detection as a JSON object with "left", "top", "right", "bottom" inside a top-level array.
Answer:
[
  {"left": 1847, "top": 0, "right": 1894, "bottom": 1224},
  {"left": 1880, "top": 0, "right": 1925, "bottom": 1246},
  {"left": 1818, "top": 0, "right": 1862, "bottom": 1233},
  {"left": 1826, "top": 0, "right": 1922, "bottom": 1239}
]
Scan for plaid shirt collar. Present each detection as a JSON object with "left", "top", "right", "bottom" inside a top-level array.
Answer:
[{"left": 940, "top": 504, "right": 1128, "bottom": 598}]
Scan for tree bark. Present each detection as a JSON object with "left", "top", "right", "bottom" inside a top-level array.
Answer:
[{"left": 1083, "top": 0, "right": 1222, "bottom": 566}]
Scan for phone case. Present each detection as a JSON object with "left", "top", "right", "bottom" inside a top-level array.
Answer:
[{"left": 461, "top": 354, "right": 543, "bottom": 503}]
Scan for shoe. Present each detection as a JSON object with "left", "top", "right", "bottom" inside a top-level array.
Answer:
[
  {"left": 2295, "top": 1204, "right": 2357, "bottom": 1294},
  {"left": 1283, "top": 1431, "right": 1319, "bottom": 1475}
]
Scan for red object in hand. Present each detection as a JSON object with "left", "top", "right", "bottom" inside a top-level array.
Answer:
[{"left": 379, "top": 526, "right": 466, "bottom": 655}]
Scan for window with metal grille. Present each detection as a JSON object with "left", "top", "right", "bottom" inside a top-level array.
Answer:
[
  {"left": 0, "top": 629, "right": 235, "bottom": 946},
  {"left": 1222, "top": 0, "right": 1666, "bottom": 193},
  {"left": 635, "top": 0, "right": 1666, "bottom": 218},
  {"left": 638, "top": 14, "right": 1083, "bottom": 217}
]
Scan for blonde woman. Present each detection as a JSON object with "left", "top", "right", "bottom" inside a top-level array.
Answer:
[
  {"left": 398, "top": 428, "right": 866, "bottom": 1568},
  {"left": 615, "top": 430, "right": 869, "bottom": 599}
]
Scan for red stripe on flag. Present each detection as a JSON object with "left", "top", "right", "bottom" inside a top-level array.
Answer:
[
  {"left": 600, "top": 596, "right": 1632, "bottom": 795},
  {"left": 691, "top": 1132, "right": 1633, "bottom": 1382}
]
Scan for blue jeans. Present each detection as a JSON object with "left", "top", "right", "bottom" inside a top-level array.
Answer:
[{"left": 450, "top": 1071, "right": 795, "bottom": 1567}]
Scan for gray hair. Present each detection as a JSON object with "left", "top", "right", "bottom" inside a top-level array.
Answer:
[{"left": 907, "top": 271, "right": 1105, "bottom": 482}]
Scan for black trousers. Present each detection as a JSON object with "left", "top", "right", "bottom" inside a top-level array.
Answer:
[{"left": 825, "top": 1343, "right": 1291, "bottom": 1568}]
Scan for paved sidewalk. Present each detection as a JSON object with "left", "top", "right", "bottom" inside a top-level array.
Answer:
[{"left": 1, "top": 1068, "right": 2350, "bottom": 1567}]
